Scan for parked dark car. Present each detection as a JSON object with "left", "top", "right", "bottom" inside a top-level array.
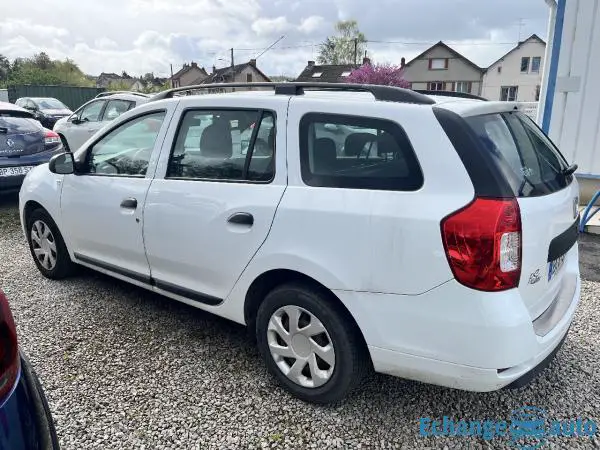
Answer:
[
  {"left": 15, "top": 98, "right": 72, "bottom": 130},
  {"left": 1, "top": 102, "right": 63, "bottom": 192},
  {"left": 0, "top": 288, "right": 60, "bottom": 449}
]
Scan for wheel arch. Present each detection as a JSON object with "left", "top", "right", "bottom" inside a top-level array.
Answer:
[{"left": 243, "top": 269, "right": 370, "bottom": 354}]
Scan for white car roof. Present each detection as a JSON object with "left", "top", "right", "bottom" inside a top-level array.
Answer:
[{"left": 100, "top": 93, "right": 149, "bottom": 103}]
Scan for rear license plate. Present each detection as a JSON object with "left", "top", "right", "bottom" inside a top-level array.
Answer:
[
  {"left": 548, "top": 253, "right": 567, "bottom": 282},
  {"left": 0, "top": 166, "right": 34, "bottom": 177}
]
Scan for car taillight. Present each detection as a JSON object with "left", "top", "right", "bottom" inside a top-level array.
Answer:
[
  {"left": 44, "top": 129, "right": 61, "bottom": 146},
  {"left": 0, "top": 289, "right": 19, "bottom": 403},
  {"left": 441, "top": 197, "right": 522, "bottom": 291}
]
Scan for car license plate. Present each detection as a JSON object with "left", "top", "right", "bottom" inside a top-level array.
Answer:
[
  {"left": 0, "top": 166, "right": 34, "bottom": 177},
  {"left": 548, "top": 253, "right": 566, "bottom": 282}
]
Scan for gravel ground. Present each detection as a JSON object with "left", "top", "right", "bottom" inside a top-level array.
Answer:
[{"left": 1, "top": 192, "right": 599, "bottom": 449}]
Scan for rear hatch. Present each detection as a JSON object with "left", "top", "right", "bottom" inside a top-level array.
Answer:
[
  {"left": 465, "top": 111, "right": 579, "bottom": 319},
  {"left": 0, "top": 110, "right": 45, "bottom": 157}
]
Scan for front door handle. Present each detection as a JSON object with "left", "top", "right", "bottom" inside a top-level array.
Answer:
[
  {"left": 120, "top": 197, "right": 137, "bottom": 209},
  {"left": 227, "top": 212, "right": 254, "bottom": 226}
]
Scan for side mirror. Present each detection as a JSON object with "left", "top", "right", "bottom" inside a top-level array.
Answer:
[{"left": 48, "top": 152, "right": 75, "bottom": 175}]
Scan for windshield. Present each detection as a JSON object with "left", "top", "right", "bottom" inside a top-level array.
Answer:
[
  {"left": 465, "top": 111, "right": 572, "bottom": 197},
  {"left": 33, "top": 98, "right": 68, "bottom": 110}
]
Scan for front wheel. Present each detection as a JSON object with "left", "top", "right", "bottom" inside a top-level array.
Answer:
[
  {"left": 26, "top": 208, "right": 75, "bottom": 279},
  {"left": 256, "top": 282, "right": 370, "bottom": 404}
]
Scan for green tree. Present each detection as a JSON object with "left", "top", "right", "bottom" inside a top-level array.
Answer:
[
  {"left": 6, "top": 54, "right": 94, "bottom": 87},
  {"left": 317, "top": 20, "right": 367, "bottom": 65},
  {"left": 0, "top": 55, "right": 10, "bottom": 83}
]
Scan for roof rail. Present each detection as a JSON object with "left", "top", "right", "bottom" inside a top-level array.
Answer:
[
  {"left": 95, "top": 91, "right": 151, "bottom": 98},
  {"left": 149, "top": 82, "right": 436, "bottom": 105},
  {"left": 414, "top": 90, "right": 488, "bottom": 101}
]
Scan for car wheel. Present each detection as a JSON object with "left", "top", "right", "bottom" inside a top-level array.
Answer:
[
  {"left": 59, "top": 135, "right": 70, "bottom": 152},
  {"left": 26, "top": 208, "right": 74, "bottom": 279},
  {"left": 256, "top": 282, "right": 370, "bottom": 404}
]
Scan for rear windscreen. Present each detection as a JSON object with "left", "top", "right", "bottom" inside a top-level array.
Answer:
[
  {"left": 0, "top": 114, "right": 41, "bottom": 134},
  {"left": 465, "top": 111, "right": 572, "bottom": 197}
]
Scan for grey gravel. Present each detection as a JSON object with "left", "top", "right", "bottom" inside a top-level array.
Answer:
[{"left": 1, "top": 193, "right": 599, "bottom": 449}]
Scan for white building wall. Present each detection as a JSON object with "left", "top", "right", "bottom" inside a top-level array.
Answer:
[
  {"left": 542, "top": 0, "right": 600, "bottom": 189},
  {"left": 482, "top": 41, "right": 545, "bottom": 101}
]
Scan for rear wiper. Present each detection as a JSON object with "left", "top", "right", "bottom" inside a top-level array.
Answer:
[{"left": 562, "top": 164, "right": 578, "bottom": 177}]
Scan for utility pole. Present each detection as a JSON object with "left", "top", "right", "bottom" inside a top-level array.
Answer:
[
  {"left": 354, "top": 38, "right": 358, "bottom": 65},
  {"left": 170, "top": 63, "right": 174, "bottom": 88},
  {"left": 231, "top": 48, "right": 234, "bottom": 69}
]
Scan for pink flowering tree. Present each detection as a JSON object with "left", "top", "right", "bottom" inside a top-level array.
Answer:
[{"left": 346, "top": 63, "right": 410, "bottom": 88}]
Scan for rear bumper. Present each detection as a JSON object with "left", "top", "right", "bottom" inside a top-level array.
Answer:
[
  {"left": 0, "top": 353, "right": 59, "bottom": 450},
  {"left": 334, "top": 251, "right": 581, "bottom": 391},
  {"left": 0, "top": 148, "right": 61, "bottom": 192}
]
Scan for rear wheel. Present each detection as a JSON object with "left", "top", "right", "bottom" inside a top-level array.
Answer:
[
  {"left": 256, "top": 282, "right": 370, "bottom": 404},
  {"left": 26, "top": 209, "right": 74, "bottom": 279}
]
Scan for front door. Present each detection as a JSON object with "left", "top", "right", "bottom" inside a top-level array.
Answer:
[
  {"left": 67, "top": 99, "right": 107, "bottom": 151},
  {"left": 143, "top": 96, "right": 289, "bottom": 303},
  {"left": 60, "top": 109, "right": 169, "bottom": 280}
]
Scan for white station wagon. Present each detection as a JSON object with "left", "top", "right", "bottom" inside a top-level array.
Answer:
[{"left": 19, "top": 83, "right": 581, "bottom": 404}]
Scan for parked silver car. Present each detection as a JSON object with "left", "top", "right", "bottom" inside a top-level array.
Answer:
[{"left": 53, "top": 92, "right": 149, "bottom": 152}]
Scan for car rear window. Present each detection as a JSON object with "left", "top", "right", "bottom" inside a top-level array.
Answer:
[
  {"left": 299, "top": 113, "right": 423, "bottom": 191},
  {"left": 0, "top": 114, "right": 41, "bottom": 134},
  {"left": 465, "top": 111, "right": 572, "bottom": 197}
]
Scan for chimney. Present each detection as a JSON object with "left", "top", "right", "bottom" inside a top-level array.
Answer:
[
  {"left": 212, "top": 65, "right": 216, "bottom": 74},
  {"left": 401, "top": 57, "right": 406, "bottom": 68},
  {"left": 308, "top": 60, "right": 315, "bottom": 67},
  {"left": 249, "top": 59, "right": 257, "bottom": 67},
  {"left": 191, "top": 61, "right": 197, "bottom": 67},
  {"left": 362, "top": 56, "right": 371, "bottom": 66}
]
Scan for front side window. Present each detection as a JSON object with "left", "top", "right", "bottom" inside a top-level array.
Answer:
[
  {"left": 167, "top": 109, "right": 275, "bottom": 182},
  {"left": 299, "top": 113, "right": 423, "bottom": 191},
  {"left": 466, "top": 111, "right": 571, "bottom": 197},
  {"left": 79, "top": 100, "right": 106, "bottom": 122},
  {"left": 84, "top": 111, "right": 166, "bottom": 176}
]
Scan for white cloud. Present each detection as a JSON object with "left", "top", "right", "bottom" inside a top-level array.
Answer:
[
  {"left": 94, "top": 37, "right": 118, "bottom": 50},
  {"left": 252, "top": 17, "right": 290, "bottom": 36},
  {"left": 298, "top": 16, "right": 325, "bottom": 34}
]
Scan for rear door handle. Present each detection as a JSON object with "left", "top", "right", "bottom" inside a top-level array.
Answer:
[
  {"left": 227, "top": 212, "right": 254, "bottom": 226},
  {"left": 120, "top": 198, "right": 137, "bottom": 209}
]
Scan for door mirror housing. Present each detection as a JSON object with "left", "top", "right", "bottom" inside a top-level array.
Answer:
[{"left": 48, "top": 152, "right": 75, "bottom": 175}]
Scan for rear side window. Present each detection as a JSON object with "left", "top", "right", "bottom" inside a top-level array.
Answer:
[
  {"left": 465, "top": 111, "right": 571, "bottom": 197},
  {"left": 299, "top": 113, "right": 423, "bottom": 191}
]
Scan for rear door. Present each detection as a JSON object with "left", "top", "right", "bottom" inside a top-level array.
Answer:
[
  {"left": 466, "top": 111, "right": 579, "bottom": 319},
  {"left": 142, "top": 95, "right": 289, "bottom": 303}
]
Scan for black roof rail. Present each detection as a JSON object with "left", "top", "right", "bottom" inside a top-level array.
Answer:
[
  {"left": 414, "top": 90, "right": 488, "bottom": 101},
  {"left": 95, "top": 91, "right": 151, "bottom": 99},
  {"left": 149, "top": 82, "right": 436, "bottom": 105}
]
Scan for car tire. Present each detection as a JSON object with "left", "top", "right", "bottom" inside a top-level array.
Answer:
[
  {"left": 256, "top": 282, "right": 370, "bottom": 404},
  {"left": 26, "top": 208, "right": 75, "bottom": 279},
  {"left": 59, "top": 135, "right": 70, "bottom": 152}
]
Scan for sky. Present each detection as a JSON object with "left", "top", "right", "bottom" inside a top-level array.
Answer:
[{"left": 0, "top": 0, "right": 550, "bottom": 79}]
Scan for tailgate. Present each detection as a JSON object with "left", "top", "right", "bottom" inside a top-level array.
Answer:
[
  {"left": 0, "top": 115, "right": 44, "bottom": 157},
  {"left": 518, "top": 180, "right": 579, "bottom": 319}
]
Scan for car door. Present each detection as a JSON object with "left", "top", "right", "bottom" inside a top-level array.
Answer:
[
  {"left": 143, "top": 95, "right": 288, "bottom": 304},
  {"left": 60, "top": 106, "right": 172, "bottom": 282},
  {"left": 66, "top": 99, "right": 107, "bottom": 151}
]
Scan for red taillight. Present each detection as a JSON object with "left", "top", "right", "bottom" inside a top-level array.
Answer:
[
  {"left": 44, "top": 128, "right": 61, "bottom": 146},
  {"left": 0, "top": 290, "right": 19, "bottom": 402},
  {"left": 441, "top": 197, "right": 522, "bottom": 291}
]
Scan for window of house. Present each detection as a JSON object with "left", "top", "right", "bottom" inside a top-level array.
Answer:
[
  {"left": 246, "top": 73, "right": 253, "bottom": 82},
  {"left": 521, "top": 57, "right": 530, "bottom": 73},
  {"left": 535, "top": 85, "right": 541, "bottom": 101},
  {"left": 299, "top": 113, "right": 423, "bottom": 191},
  {"left": 455, "top": 81, "right": 472, "bottom": 93},
  {"left": 531, "top": 57, "right": 541, "bottom": 73},
  {"left": 497, "top": 66, "right": 502, "bottom": 74},
  {"left": 86, "top": 111, "right": 166, "bottom": 176},
  {"left": 428, "top": 81, "right": 444, "bottom": 91},
  {"left": 167, "top": 109, "right": 275, "bottom": 182},
  {"left": 312, "top": 72, "right": 323, "bottom": 78},
  {"left": 500, "top": 86, "right": 518, "bottom": 101},
  {"left": 429, "top": 58, "right": 448, "bottom": 70}
]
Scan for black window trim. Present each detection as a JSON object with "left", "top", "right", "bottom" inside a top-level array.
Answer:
[
  {"left": 298, "top": 111, "right": 424, "bottom": 191},
  {"left": 76, "top": 109, "right": 168, "bottom": 179},
  {"left": 164, "top": 106, "right": 277, "bottom": 184}
]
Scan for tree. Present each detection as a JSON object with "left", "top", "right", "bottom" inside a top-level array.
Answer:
[
  {"left": 0, "top": 55, "right": 9, "bottom": 84},
  {"left": 346, "top": 63, "right": 410, "bottom": 88},
  {"left": 317, "top": 20, "right": 367, "bottom": 65}
]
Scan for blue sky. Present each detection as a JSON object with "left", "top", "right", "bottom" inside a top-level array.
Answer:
[{"left": 0, "top": 0, "right": 550, "bottom": 78}]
